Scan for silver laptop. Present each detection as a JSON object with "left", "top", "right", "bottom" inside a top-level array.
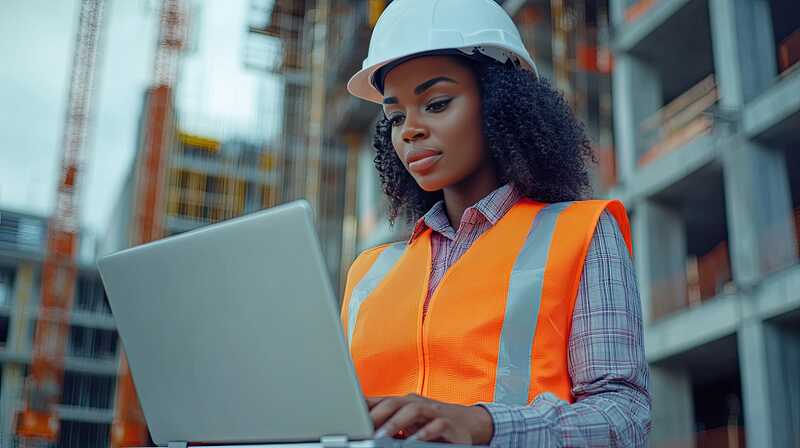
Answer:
[{"left": 98, "top": 200, "right": 453, "bottom": 447}]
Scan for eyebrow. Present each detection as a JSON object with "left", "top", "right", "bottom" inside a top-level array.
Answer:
[{"left": 382, "top": 76, "right": 458, "bottom": 104}]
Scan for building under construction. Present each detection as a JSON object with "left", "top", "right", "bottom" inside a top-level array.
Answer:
[
  {"left": 0, "top": 209, "right": 116, "bottom": 447},
  {"left": 163, "top": 133, "right": 279, "bottom": 235},
  {"left": 2, "top": 0, "right": 798, "bottom": 446},
  {"left": 609, "top": 0, "right": 800, "bottom": 446},
  {"left": 280, "top": 0, "right": 800, "bottom": 446}
]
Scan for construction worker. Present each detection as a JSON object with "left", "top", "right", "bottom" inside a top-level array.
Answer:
[{"left": 342, "top": 0, "right": 651, "bottom": 445}]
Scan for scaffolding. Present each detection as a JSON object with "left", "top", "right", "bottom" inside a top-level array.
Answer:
[
  {"left": 246, "top": 0, "right": 314, "bottom": 204},
  {"left": 525, "top": 0, "right": 616, "bottom": 192},
  {"left": 164, "top": 133, "right": 277, "bottom": 232},
  {"left": 245, "top": 0, "right": 359, "bottom": 287}
]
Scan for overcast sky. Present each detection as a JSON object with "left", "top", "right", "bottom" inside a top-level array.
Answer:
[{"left": 0, "top": 0, "right": 278, "bottom": 238}]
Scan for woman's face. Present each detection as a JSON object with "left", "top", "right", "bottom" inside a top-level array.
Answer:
[{"left": 382, "top": 55, "right": 492, "bottom": 192}]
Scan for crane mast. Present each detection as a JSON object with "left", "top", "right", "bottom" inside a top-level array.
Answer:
[
  {"left": 110, "top": 1, "right": 187, "bottom": 446},
  {"left": 16, "top": 0, "right": 106, "bottom": 444}
]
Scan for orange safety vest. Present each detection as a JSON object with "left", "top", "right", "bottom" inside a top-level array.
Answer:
[{"left": 341, "top": 199, "right": 633, "bottom": 406}]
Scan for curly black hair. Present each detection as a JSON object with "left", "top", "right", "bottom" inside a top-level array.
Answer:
[{"left": 373, "top": 57, "right": 595, "bottom": 224}]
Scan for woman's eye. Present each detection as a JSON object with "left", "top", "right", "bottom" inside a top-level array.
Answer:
[
  {"left": 388, "top": 114, "right": 405, "bottom": 127},
  {"left": 426, "top": 98, "right": 452, "bottom": 113}
]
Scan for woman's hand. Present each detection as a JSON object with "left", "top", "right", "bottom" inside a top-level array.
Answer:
[{"left": 367, "top": 393, "right": 493, "bottom": 445}]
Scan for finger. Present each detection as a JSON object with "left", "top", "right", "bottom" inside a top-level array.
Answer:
[
  {"left": 377, "top": 402, "right": 433, "bottom": 439},
  {"left": 409, "top": 418, "right": 466, "bottom": 444},
  {"left": 397, "top": 422, "right": 425, "bottom": 439},
  {"left": 365, "top": 396, "right": 388, "bottom": 410},
  {"left": 370, "top": 396, "right": 411, "bottom": 430},
  {"left": 408, "top": 417, "right": 448, "bottom": 442}
]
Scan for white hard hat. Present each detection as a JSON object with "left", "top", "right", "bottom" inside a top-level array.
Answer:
[{"left": 347, "top": 0, "right": 538, "bottom": 104}]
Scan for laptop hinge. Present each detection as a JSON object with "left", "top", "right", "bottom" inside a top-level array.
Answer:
[
  {"left": 320, "top": 435, "right": 349, "bottom": 447},
  {"left": 167, "top": 442, "right": 188, "bottom": 448}
]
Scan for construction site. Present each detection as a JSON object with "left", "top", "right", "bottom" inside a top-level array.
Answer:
[{"left": 0, "top": 0, "right": 798, "bottom": 446}]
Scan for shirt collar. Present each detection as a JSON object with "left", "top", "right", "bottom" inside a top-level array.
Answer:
[{"left": 408, "top": 183, "right": 522, "bottom": 244}]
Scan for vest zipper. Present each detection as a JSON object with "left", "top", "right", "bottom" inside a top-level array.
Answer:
[
  {"left": 419, "top": 221, "right": 477, "bottom": 393},
  {"left": 419, "top": 294, "right": 432, "bottom": 393},
  {"left": 418, "top": 223, "right": 478, "bottom": 396},
  {"left": 419, "top": 296, "right": 431, "bottom": 396},
  {"left": 418, "top": 246, "right": 434, "bottom": 397},
  {"left": 418, "top": 266, "right": 456, "bottom": 396}
]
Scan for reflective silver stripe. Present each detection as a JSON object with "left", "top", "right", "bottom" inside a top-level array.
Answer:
[
  {"left": 494, "top": 202, "right": 573, "bottom": 405},
  {"left": 347, "top": 243, "right": 406, "bottom": 347}
]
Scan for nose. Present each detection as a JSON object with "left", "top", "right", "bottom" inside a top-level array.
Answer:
[{"left": 401, "top": 114, "right": 428, "bottom": 143}]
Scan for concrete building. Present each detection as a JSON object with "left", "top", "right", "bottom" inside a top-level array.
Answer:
[
  {"left": 0, "top": 209, "right": 118, "bottom": 447},
  {"left": 162, "top": 132, "right": 280, "bottom": 237},
  {"left": 126, "top": 85, "right": 280, "bottom": 242},
  {"left": 608, "top": 0, "right": 800, "bottom": 446}
]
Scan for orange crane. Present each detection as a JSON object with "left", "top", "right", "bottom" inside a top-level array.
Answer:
[
  {"left": 110, "top": 1, "right": 187, "bottom": 447},
  {"left": 15, "top": 0, "right": 107, "bottom": 444}
]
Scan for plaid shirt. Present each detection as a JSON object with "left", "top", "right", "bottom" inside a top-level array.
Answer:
[{"left": 410, "top": 184, "right": 651, "bottom": 447}]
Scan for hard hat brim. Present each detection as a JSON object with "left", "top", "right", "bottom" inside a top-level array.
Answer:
[
  {"left": 347, "top": 46, "right": 538, "bottom": 105},
  {"left": 347, "top": 60, "right": 388, "bottom": 104}
]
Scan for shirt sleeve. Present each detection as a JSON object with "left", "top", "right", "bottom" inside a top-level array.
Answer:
[{"left": 479, "top": 211, "right": 652, "bottom": 447}]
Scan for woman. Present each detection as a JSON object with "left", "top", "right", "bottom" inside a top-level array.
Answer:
[{"left": 341, "top": 0, "right": 651, "bottom": 445}]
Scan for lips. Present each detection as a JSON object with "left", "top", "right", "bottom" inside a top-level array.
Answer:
[{"left": 406, "top": 148, "right": 443, "bottom": 174}]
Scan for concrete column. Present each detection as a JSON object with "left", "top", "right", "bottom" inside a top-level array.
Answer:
[
  {"left": 762, "top": 323, "right": 800, "bottom": 448},
  {"left": 631, "top": 203, "right": 652, "bottom": 325},
  {"left": 738, "top": 318, "right": 782, "bottom": 447},
  {"left": 0, "top": 365, "right": 24, "bottom": 447},
  {"left": 649, "top": 365, "right": 696, "bottom": 447},
  {"left": 709, "top": 0, "right": 777, "bottom": 110},
  {"left": 612, "top": 54, "right": 662, "bottom": 184},
  {"left": 246, "top": 181, "right": 261, "bottom": 212},
  {"left": 712, "top": 0, "right": 797, "bottom": 285},
  {"left": 723, "top": 138, "right": 797, "bottom": 286},
  {"left": 0, "top": 263, "right": 35, "bottom": 444},
  {"left": 608, "top": 0, "right": 627, "bottom": 28},
  {"left": 633, "top": 200, "right": 688, "bottom": 324},
  {"left": 782, "top": 327, "right": 800, "bottom": 448}
]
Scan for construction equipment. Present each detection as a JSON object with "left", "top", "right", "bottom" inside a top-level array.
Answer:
[
  {"left": 110, "top": 1, "right": 187, "bottom": 447},
  {"left": 15, "top": 0, "right": 106, "bottom": 444}
]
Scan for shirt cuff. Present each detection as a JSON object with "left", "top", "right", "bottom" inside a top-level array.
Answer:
[{"left": 476, "top": 402, "right": 527, "bottom": 447}]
